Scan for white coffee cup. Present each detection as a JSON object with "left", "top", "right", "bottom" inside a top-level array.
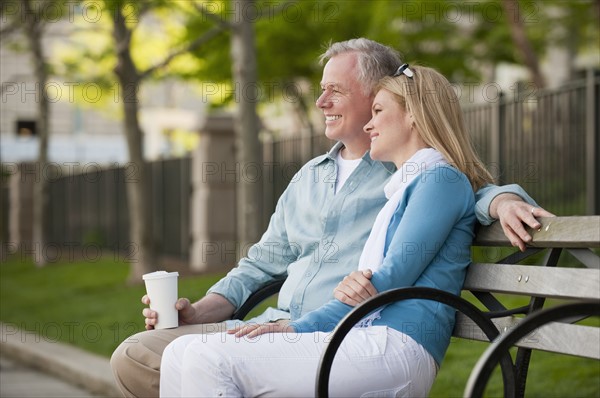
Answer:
[{"left": 142, "top": 271, "right": 179, "bottom": 330}]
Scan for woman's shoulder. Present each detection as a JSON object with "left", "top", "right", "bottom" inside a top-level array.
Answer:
[
  {"left": 405, "top": 165, "right": 475, "bottom": 216},
  {"left": 416, "top": 164, "right": 471, "bottom": 187},
  {"left": 408, "top": 164, "right": 474, "bottom": 204}
]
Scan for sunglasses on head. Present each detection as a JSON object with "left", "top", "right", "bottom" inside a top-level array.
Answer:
[{"left": 392, "top": 63, "right": 414, "bottom": 79}]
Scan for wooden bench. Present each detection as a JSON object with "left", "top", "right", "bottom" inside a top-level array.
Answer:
[
  {"left": 316, "top": 216, "right": 600, "bottom": 397},
  {"left": 233, "top": 216, "right": 600, "bottom": 397}
]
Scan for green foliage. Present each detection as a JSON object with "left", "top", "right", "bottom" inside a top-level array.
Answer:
[
  {"left": 44, "top": 0, "right": 599, "bottom": 111},
  {"left": 183, "top": 0, "right": 599, "bottom": 108},
  {"left": 51, "top": 0, "right": 211, "bottom": 111}
]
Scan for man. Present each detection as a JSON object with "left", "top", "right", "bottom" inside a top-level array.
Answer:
[{"left": 111, "top": 38, "right": 552, "bottom": 397}]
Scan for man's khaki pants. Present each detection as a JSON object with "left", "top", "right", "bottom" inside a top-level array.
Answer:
[{"left": 110, "top": 323, "right": 228, "bottom": 398}]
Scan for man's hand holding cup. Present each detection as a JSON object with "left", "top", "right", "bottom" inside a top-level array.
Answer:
[{"left": 142, "top": 271, "right": 180, "bottom": 330}]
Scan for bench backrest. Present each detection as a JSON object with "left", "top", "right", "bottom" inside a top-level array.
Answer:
[{"left": 454, "top": 216, "right": 600, "bottom": 360}]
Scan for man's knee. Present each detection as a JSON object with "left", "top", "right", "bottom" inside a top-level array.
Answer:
[
  {"left": 110, "top": 330, "right": 163, "bottom": 398},
  {"left": 110, "top": 339, "right": 131, "bottom": 375},
  {"left": 112, "top": 331, "right": 148, "bottom": 365},
  {"left": 111, "top": 341, "right": 134, "bottom": 397}
]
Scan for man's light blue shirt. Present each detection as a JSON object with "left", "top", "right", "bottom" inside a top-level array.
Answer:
[{"left": 209, "top": 142, "right": 537, "bottom": 323}]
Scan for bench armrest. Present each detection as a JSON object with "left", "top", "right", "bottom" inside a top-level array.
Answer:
[
  {"left": 315, "top": 287, "right": 517, "bottom": 398},
  {"left": 465, "top": 300, "right": 600, "bottom": 398},
  {"left": 230, "top": 280, "right": 285, "bottom": 320}
]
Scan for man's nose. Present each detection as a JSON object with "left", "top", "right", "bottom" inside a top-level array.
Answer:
[{"left": 316, "top": 92, "right": 330, "bottom": 108}]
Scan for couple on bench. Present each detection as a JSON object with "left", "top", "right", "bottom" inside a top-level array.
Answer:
[{"left": 111, "top": 38, "right": 551, "bottom": 398}]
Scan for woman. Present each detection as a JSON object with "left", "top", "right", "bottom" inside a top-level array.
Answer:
[{"left": 160, "top": 64, "right": 494, "bottom": 397}]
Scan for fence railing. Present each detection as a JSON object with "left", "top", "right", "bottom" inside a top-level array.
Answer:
[
  {"left": 46, "top": 158, "right": 191, "bottom": 260},
  {"left": 465, "top": 71, "right": 599, "bottom": 216}
]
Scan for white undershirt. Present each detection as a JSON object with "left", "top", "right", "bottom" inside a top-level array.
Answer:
[{"left": 335, "top": 149, "right": 362, "bottom": 194}]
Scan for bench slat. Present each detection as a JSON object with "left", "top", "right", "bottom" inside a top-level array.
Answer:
[
  {"left": 463, "top": 263, "right": 600, "bottom": 300},
  {"left": 519, "top": 322, "right": 600, "bottom": 360},
  {"left": 454, "top": 314, "right": 520, "bottom": 341},
  {"left": 454, "top": 315, "right": 600, "bottom": 360},
  {"left": 474, "top": 216, "right": 600, "bottom": 248},
  {"left": 568, "top": 249, "right": 600, "bottom": 269}
]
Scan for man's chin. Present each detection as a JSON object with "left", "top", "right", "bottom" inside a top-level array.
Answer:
[{"left": 324, "top": 128, "right": 341, "bottom": 142}]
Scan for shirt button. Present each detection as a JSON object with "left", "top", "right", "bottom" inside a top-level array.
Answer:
[{"left": 305, "top": 272, "right": 312, "bottom": 277}]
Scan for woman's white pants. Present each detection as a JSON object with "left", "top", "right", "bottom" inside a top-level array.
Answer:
[{"left": 160, "top": 326, "right": 437, "bottom": 397}]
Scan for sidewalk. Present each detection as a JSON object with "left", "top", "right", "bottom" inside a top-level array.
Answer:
[
  {"left": 0, "top": 323, "right": 120, "bottom": 397},
  {"left": 0, "top": 356, "right": 95, "bottom": 397}
]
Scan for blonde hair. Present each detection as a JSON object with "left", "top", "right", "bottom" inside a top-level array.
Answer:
[{"left": 377, "top": 66, "right": 494, "bottom": 191}]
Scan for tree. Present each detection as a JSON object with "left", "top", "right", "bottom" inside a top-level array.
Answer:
[
  {"left": 106, "top": 0, "right": 229, "bottom": 282},
  {"left": 110, "top": 1, "right": 157, "bottom": 283},
  {"left": 502, "top": 0, "right": 545, "bottom": 88},
  {"left": 229, "top": 0, "right": 262, "bottom": 250},
  {"left": 0, "top": 0, "right": 61, "bottom": 266}
]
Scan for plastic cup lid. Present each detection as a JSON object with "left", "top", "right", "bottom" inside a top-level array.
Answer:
[{"left": 142, "top": 271, "right": 179, "bottom": 280}]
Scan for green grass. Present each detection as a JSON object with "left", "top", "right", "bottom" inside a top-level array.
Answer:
[
  {"left": 430, "top": 340, "right": 600, "bottom": 397},
  {"left": 1, "top": 255, "right": 598, "bottom": 397},
  {"left": 0, "top": 254, "right": 226, "bottom": 357}
]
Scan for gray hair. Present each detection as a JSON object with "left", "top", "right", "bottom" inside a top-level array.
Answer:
[{"left": 319, "top": 38, "right": 402, "bottom": 96}]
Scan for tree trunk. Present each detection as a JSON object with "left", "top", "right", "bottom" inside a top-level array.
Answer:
[
  {"left": 230, "top": 0, "right": 262, "bottom": 254},
  {"left": 502, "top": 0, "right": 545, "bottom": 89},
  {"left": 22, "top": 0, "right": 50, "bottom": 267},
  {"left": 112, "top": 4, "right": 156, "bottom": 283}
]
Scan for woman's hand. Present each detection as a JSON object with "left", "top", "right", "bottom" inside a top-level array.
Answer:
[
  {"left": 227, "top": 320, "right": 293, "bottom": 338},
  {"left": 333, "top": 269, "right": 378, "bottom": 306},
  {"left": 490, "top": 194, "right": 555, "bottom": 251}
]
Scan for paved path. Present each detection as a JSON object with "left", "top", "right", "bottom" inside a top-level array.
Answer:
[
  {"left": 0, "top": 356, "right": 95, "bottom": 397},
  {"left": 0, "top": 323, "right": 120, "bottom": 397}
]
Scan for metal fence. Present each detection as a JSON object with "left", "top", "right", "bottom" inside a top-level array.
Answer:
[
  {"left": 24, "top": 71, "right": 600, "bottom": 261},
  {"left": 465, "top": 71, "right": 599, "bottom": 216},
  {"left": 47, "top": 158, "right": 191, "bottom": 260}
]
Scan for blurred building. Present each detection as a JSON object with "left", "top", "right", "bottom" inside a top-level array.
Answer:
[{"left": 0, "top": 19, "right": 207, "bottom": 166}]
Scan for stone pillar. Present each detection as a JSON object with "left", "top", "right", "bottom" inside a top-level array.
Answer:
[
  {"left": 190, "top": 114, "right": 238, "bottom": 271},
  {"left": 8, "top": 163, "right": 34, "bottom": 252}
]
